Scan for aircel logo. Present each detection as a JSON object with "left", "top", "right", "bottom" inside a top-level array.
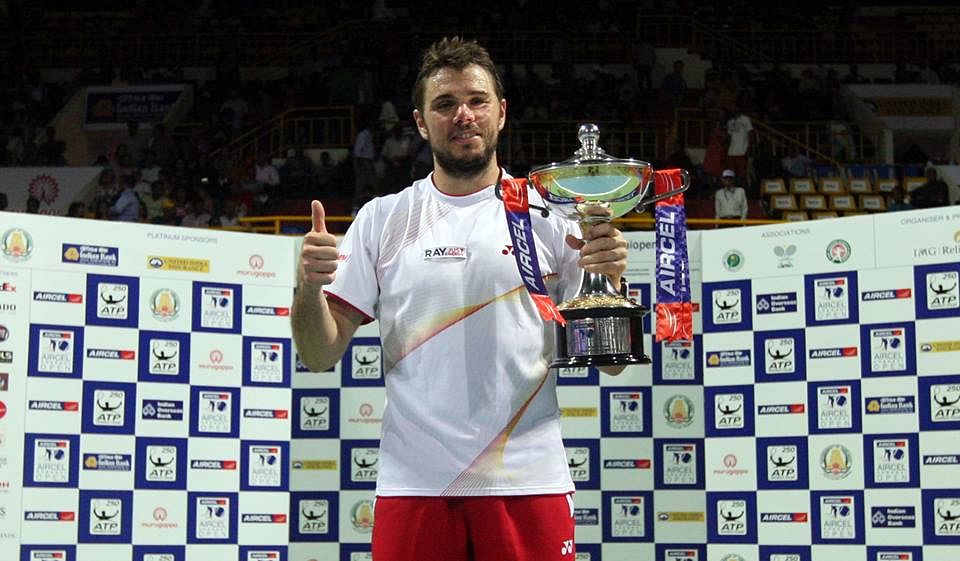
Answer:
[
  {"left": 809, "top": 347, "right": 858, "bottom": 359},
  {"left": 86, "top": 348, "right": 135, "bottom": 360},
  {"left": 33, "top": 291, "right": 83, "bottom": 303},
  {"left": 862, "top": 288, "right": 911, "bottom": 301},
  {"left": 245, "top": 306, "right": 290, "bottom": 316}
]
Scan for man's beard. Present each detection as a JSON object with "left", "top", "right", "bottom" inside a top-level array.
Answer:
[{"left": 431, "top": 136, "right": 498, "bottom": 179}]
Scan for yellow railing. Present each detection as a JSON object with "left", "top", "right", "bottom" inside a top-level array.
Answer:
[{"left": 234, "top": 215, "right": 785, "bottom": 235}]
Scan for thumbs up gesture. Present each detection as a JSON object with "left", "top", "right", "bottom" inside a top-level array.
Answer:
[{"left": 299, "top": 200, "right": 339, "bottom": 287}]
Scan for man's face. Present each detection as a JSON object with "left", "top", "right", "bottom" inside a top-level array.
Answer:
[{"left": 413, "top": 64, "right": 506, "bottom": 178}]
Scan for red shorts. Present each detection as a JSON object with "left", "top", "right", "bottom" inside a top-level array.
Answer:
[{"left": 371, "top": 493, "right": 576, "bottom": 561}]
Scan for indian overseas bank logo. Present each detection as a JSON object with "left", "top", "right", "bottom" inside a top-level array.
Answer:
[
  {"left": 664, "top": 394, "right": 694, "bottom": 428},
  {"left": 1, "top": 228, "right": 33, "bottom": 261},
  {"left": 756, "top": 292, "right": 797, "bottom": 315},
  {"left": 300, "top": 396, "right": 330, "bottom": 431},
  {"left": 820, "top": 444, "right": 853, "bottom": 480},
  {"left": 935, "top": 498, "right": 960, "bottom": 537},
  {"left": 715, "top": 393, "right": 745, "bottom": 429},
  {"left": 150, "top": 288, "right": 180, "bottom": 321},
  {"left": 826, "top": 239, "right": 851, "bottom": 264},
  {"left": 765, "top": 337, "right": 795, "bottom": 375},
  {"left": 351, "top": 448, "right": 379, "bottom": 483},
  {"left": 298, "top": 499, "right": 329, "bottom": 535},
  {"left": 819, "top": 495, "right": 856, "bottom": 540},
  {"left": 717, "top": 500, "right": 747, "bottom": 536},
  {"left": 723, "top": 250, "right": 744, "bottom": 272},
  {"left": 774, "top": 244, "right": 796, "bottom": 268},
  {"left": 712, "top": 288, "right": 742, "bottom": 324},
  {"left": 351, "top": 499, "right": 375, "bottom": 532},
  {"left": 931, "top": 383, "right": 960, "bottom": 423},
  {"left": 352, "top": 345, "right": 381, "bottom": 379},
  {"left": 872, "top": 439, "right": 909, "bottom": 484},
  {"left": 767, "top": 445, "right": 798, "bottom": 482},
  {"left": 927, "top": 271, "right": 959, "bottom": 310},
  {"left": 97, "top": 282, "right": 129, "bottom": 320},
  {"left": 89, "top": 498, "right": 122, "bottom": 536}
]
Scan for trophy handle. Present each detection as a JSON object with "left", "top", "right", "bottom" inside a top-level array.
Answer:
[
  {"left": 496, "top": 178, "right": 551, "bottom": 218},
  {"left": 634, "top": 168, "right": 690, "bottom": 212}
]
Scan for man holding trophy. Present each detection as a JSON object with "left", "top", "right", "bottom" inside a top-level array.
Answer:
[{"left": 292, "top": 37, "right": 685, "bottom": 561}]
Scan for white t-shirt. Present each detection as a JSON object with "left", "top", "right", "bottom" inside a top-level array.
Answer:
[
  {"left": 726, "top": 114, "right": 754, "bottom": 156},
  {"left": 326, "top": 173, "right": 581, "bottom": 496}
]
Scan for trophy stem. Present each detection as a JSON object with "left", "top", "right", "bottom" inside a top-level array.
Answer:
[{"left": 577, "top": 269, "right": 619, "bottom": 299}]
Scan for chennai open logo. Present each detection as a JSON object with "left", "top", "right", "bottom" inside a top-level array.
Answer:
[{"left": 1, "top": 228, "right": 33, "bottom": 262}]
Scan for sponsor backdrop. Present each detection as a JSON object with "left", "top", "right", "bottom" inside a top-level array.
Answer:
[{"left": 0, "top": 207, "right": 959, "bottom": 561}]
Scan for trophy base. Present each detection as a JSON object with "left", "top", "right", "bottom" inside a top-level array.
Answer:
[{"left": 550, "top": 305, "right": 651, "bottom": 368}]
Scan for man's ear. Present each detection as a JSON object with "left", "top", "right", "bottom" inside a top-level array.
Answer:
[
  {"left": 498, "top": 99, "right": 507, "bottom": 131},
  {"left": 413, "top": 109, "right": 429, "bottom": 140}
]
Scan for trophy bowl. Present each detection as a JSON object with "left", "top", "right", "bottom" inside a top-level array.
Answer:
[{"left": 524, "top": 124, "right": 689, "bottom": 368}]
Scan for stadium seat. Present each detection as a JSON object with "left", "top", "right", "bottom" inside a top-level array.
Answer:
[
  {"left": 761, "top": 178, "right": 787, "bottom": 196},
  {"left": 812, "top": 211, "right": 840, "bottom": 219},
  {"left": 844, "top": 164, "right": 868, "bottom": 179},
  {"left": 818, "top": 177, "right": 846, "bottom": 195},
  {"left": 875, "top": 178, "right": 898, "bottom": 193},
  {"left": 830, "top": 195, "right": 856, "bottom": 211},
  {"left": 770, "top": 194, "right": 799, "bottom": 212},
  {"left": 903, "top": 176, "right": 926, "bottom": 193},
  {"left": 789, "top": 178, "right": 816, "bottom": 194},
  {"left": 782, "top": 211, "right": 809, "bottom": 221},
  {"left": 801, "top": 194, "right": 828, "bottom": 211},
  {"left": 859, "top": 194, "right": 887, "bottom": 211},
  {"left": 847, "top": 177, "right": 872, "bottom": 194},
  {"left": 902, "top": 163, "right": 925, "bottom": 179}
]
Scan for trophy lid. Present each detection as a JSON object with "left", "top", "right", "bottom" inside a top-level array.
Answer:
[{"left": 527, "top": 124, "right": 653, "bottom": 220}]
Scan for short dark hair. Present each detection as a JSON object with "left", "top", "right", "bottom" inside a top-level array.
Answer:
[{"left": 412, "top": 37, "right": 504, "bottom": 113}]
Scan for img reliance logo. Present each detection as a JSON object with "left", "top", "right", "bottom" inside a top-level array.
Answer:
[{"left": 1, "top": 228, "right": 33, "bottom": 262}]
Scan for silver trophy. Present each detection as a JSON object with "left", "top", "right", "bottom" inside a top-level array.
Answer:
[{"left": 508, "top": 124, "right": 689, "bottom": 368}]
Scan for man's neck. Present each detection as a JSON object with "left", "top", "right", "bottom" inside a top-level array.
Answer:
[{"left": 432, "top": 160, "right": 502, "bottom": 197}]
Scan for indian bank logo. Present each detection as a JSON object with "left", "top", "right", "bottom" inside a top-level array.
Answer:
[
  {"left": 1, "top": 228, "right": 33, "bottom": 262},
  {"left": 820, "top": 444, "right": 853, "bottom": 480},
  {"left": 663, "top": 394, "right": 694, "bottom": 428},
  {"left": 149, "top": 288, "right": 180, "bottom": 321}
]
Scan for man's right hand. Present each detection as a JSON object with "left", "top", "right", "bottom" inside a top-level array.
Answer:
[{"left": 299, "top": 200, "right": 339, "bottom": 287}]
